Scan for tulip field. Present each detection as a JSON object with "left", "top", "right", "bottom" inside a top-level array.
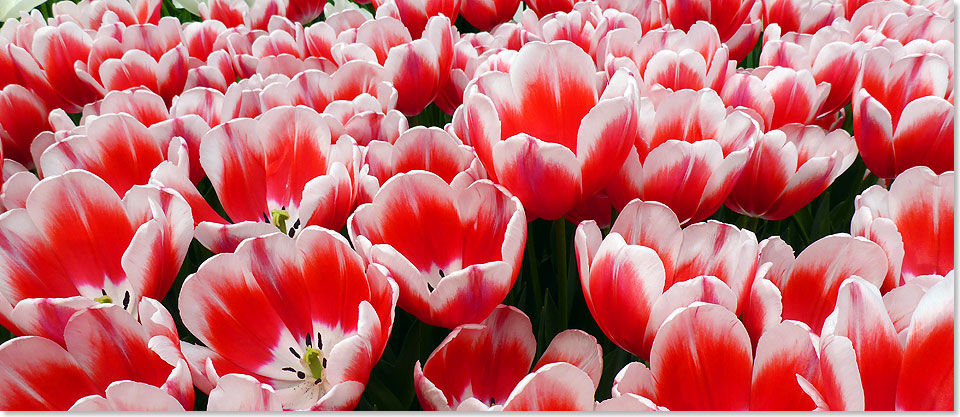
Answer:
[{"left": 0, "top": 0, "right": 954, "bottom": 411}]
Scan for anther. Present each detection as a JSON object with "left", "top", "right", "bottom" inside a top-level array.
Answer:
[
  {"left": 296, "top": 371, "right": 305, "bottom": 379},
  {"left": 314, "top": 378, "right": 322, "bottom": 385},
  {"left": 322, "top": 358, "right": 327, "bottom": 368},
  {"left": 122, "top": 291, "right": 131, "bottom": 309},
  {"left": 282, "top": 367, "right": 297, "bottom": 373},
  {"left": 288, "top": 227, "right": 295, "bottom": 238},
  {"left": 293, "top": 219, "right": 301, "bottom": 229},
  {"left": 262, "top": 212, "right": 270, "bottom": 223},
  {"left": 289, "top": 347, "right": 300, "bottom": 358},
  {"left": 317, "top": 333, "right": 323, "bottom": 350},
  {"left": 101, "top": 289, "right": 107, "bottom": 296},
  {"left": 305, "top": 334, "right": 312, "bottom": 347}
]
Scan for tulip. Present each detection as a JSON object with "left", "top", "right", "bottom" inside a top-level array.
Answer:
[
  {"left": 152, "top": 105, "right": 361, "bottom": 254},
  {"left": 725, "top": 124, "right": 858, "bottom": 220},
  {"left": 178, "top": 227, "right": 398, "bottom": 410},
  {"left": 0, "top": 84, "right": 50, "bottom": 166},
  {"left": 460, "top": 0, "right": 521, "bottom": 31},
  {"left": 851, "top": 166, "right": 954, "bottom": 291},
  {"left": 721, "top": 66, "right": 830, "bottom": 131},
  {"left": 575, "top": 199, "right": 764, "bottom": 358},
  {"left": 523, "top": 0, "right": 574, "bottom": 17},
  {"left": 604, "top": 89, "right": 758, "bottom": 225},
  {"left": 414, "top": 305, "right": 603, "bottom": 411},
  {"left": 852, "top": 46, "right": 953, "bottom": 178},
  {"left": 372, "top": 0, "right": 461, "bottom": 39},
  {"left": 349, "top": 171, "right": 525, "bottom": 328},
  {"left": 454, "top": 40, "right": 640, "bottom": 220},
  {"left": 0, "top": 170, "right": 193, "bottom": 337},
  {"left": 762, "top": 0, "right": 842, "bottom": 34},
  {"left": 662, "top": 0, "right": 762, "bottom": 62},
  {"left": 0, "top": 302, "right": 193, "bottom": 410}
]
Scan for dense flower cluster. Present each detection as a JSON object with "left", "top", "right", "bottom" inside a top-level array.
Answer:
[{"left": 0, "top": 0, "right": 953, "bottom": 411}]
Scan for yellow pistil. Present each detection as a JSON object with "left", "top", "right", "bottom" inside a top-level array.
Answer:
[{"left": 271, "top": 209, "right": 290, "bottom": 232}]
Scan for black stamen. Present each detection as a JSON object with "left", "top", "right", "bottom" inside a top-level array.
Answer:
[
  {"left": 427, "top": 282, "right": 435, "bottom": 292},
  {"left": 322, "top": 358, "right": 327, "bottom": 368},
  {"left": 296, "top": 371, "right": 305, "bottom": 379},
  {"left": 439, "top": 269, "right": 445, "bottom": 278},
  {"left": 282, "top": 367, "right": 297, "bottom": 373},
  {"left": 101, "top": 289, "right": 107, "bottom": 296},
  {"left": 293, "top": 219, "right": 301, "bottom": 229},
  {"left": 317, "top": 333, "right": 323, "bottom": 350},
  {"left": 289, "top": 347, "right": 300, "bottom": 358},
  {"left": 288, "top": 227, "right": 295, "bottom": 238},
  {"left": 281, "top": 205, "right": 285, "bottom": 210},
  {"left": 314, "top": 378, "right": 322, "bottom": 385},
  {"left": 262, "top": 212, "right": 270, "bottom": 223},
  {"left": 305, "top": 334, "right": 312, "bottom": 347},
  {"left": 122, "top": 291, "right": 131, "bottom": 309}
]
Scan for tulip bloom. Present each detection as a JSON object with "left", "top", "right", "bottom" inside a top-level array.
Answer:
[
  {"left": 576, "top": 199, "right": 764, "bottom": 358},
  {"left": 721, "top": 67, "right": 830, "bottom": 131},
  {"left": 460, "top": 0, "right": 521, "bottom": 30},
  {"left": 799, "top": 274, "right": 954, "bottom": 410},
  {"left": 852, "top": 166, "right": 954, "bottom": 292},
  {"left": 662, "top": 0, "right": 761, "bottom": 62},
  {"left": 0, "top": 302, "right": 193, "bottom": 410},
  {"left": 604, "top": 89, "right": 758, "bottom": 225},
  {"left": 349, "top": 171, "right": 525, "bottom": 328},
  {"left": 152, "top": 105, "right": 360, "bottom": 254},
  {"left": 454, "top": 40, "right": 640, "bottom": 220},
  {"left": 358, "top": 126, "right": 483, "bottom": 202},
  {"left": 0, "top": 170, "right": 193, "bottom": 336},
  {"left": 414, "top": 305, "right": 604, "bottom": 411},
  {"left": 852, "top": 46, "right": 953, "bottom": 178},
  {"left": 600, "top": 21, "right": 734, "bottom": 95},
  {"left": 761, "top": 0, "right": 842, "bottom": 34},
  {"left": 373, "top": 0, "right": 461, "bottom": 38},
  {"left": 178, "top": 227, "right": 398, "bottom": 410},
  {"left": 760, "top": 22, "right": 866, "bottom": 118},
  {"left": 726, "top": 124, "right": 858, "bottom": 220},
  {"left": 758, "top": 234, "right": 887, "bottom": 333},
  {"left": 0, "top": 84, "right": 50, "bottom": 166},
  {"left": 523, "top": 0, "right": 574, "bottom": 17}
]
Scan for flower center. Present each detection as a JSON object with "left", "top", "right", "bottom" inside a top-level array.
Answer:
[
  {"left": 302, "top": 346, "right": 326, "bottom": 380},
  {"left": 271, "top": 209, "right": 290, "bottom": 232}
]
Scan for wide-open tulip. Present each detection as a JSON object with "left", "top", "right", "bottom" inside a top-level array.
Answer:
[
  {"left": 721, "top": 66, "right": 830, "bottom": 131},
  {"left": 726, "top": 124, "right": 857, "bottom": 220},
  {"left": 358, "top": 126, "right": 483, "bottom": 202},
  {"left": 460, "top": 0, "right": 520, "bottom": 30},
  {"left": 454, "top": 40, "right": 640, "bottom": 220},
  {"left": 0, "top": 301, "right": 193, "bottom": 410},
  {"left": 600, "top": 21, "right": 734, "bottom": 95},
  {"left": 760, "top": 22, "right": 866, "bottom": 117},
  {"left": 662, "top": 0, "right": 761, "bottom": 62},
  {"left": 414, "top": 305, "right": 603, "bottom": 411},
  {"left": 758, "top": 234, "right": 887, "bottom": 333},
  {"left": 604, "top": 89, "right": 758, "bottom": 225},
  {"left": 575, "top": 199, "right": 763, "bottom": 358},
  {"left": 349, "top": 171, "right": 525, "bottom": 328},
  {"left": 178, "top": 227, "right": 398, "bottom": 410},
  {"left": 0, "top": 170, "right": 192, "bottom": 336},
  {"left": 851, "top": 166, "right": 954, "bottom": 291},
  {"left": 852, "top": 46, "right": 953, "bottom": 178},
  {"left": 35, "top": 113, "right": 184, "bottom": 197},
  {"left": 153, "top": 105, "right": 360, "bottom": 254}
]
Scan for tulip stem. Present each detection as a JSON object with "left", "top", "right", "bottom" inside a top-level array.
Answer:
[
  {"left": 524, "top": 232, "right": 542, "bottom": 309},
  {"left": 553, "top": 219, "right": 569, "bottom": 328}
]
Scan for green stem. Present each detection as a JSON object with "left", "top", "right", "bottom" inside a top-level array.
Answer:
[
  {"left": 553, "top": 219, "right": 569, "bottom": 328},
  {"left": 524, "top": 230, "right": 542, "bottom": 309}
]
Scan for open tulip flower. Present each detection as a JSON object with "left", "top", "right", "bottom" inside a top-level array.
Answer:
[
  {"left": 604, "top": 88, "right": 759, "bottom": 225},
  {"left": 600, "top": 20, "right": 735, "bottom": 95},
  {"left": 154, "top": 105, "right": 361, "bottom": 254},
  {"left": 0, "top": 170, "right": 193, "bottom": 337},
  {"left": 576, "top": 199, "right": 765, "bottom": 359},
  {"left": 661, "top": 0, "right": 761, "bottom": 62},
  {"left": 178, "top": 227, "right": 399, "bottom": 410},
  {"left": 0, "top": 300, "right": 193, "bottom": 410},
  {"left": 414, "top": 305, "right": 616, "bottom": 411},
  {"left": 0, "top": 0, "right": 955, "bottom": 412},
  {"left": 851, "top": 166, "right": 954, "bottom": 292},
  {"left": 454, "top": 40, "right": 640, "bottom": 221},
  {"left": 349, "top": 171, "right": 525, "bottom": 328},
  {"left": 725, "top": 124, "right": 858, "bottom": 220},
  {"left": 852, "top": 45, "right": 954, "bottom": 178}
]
